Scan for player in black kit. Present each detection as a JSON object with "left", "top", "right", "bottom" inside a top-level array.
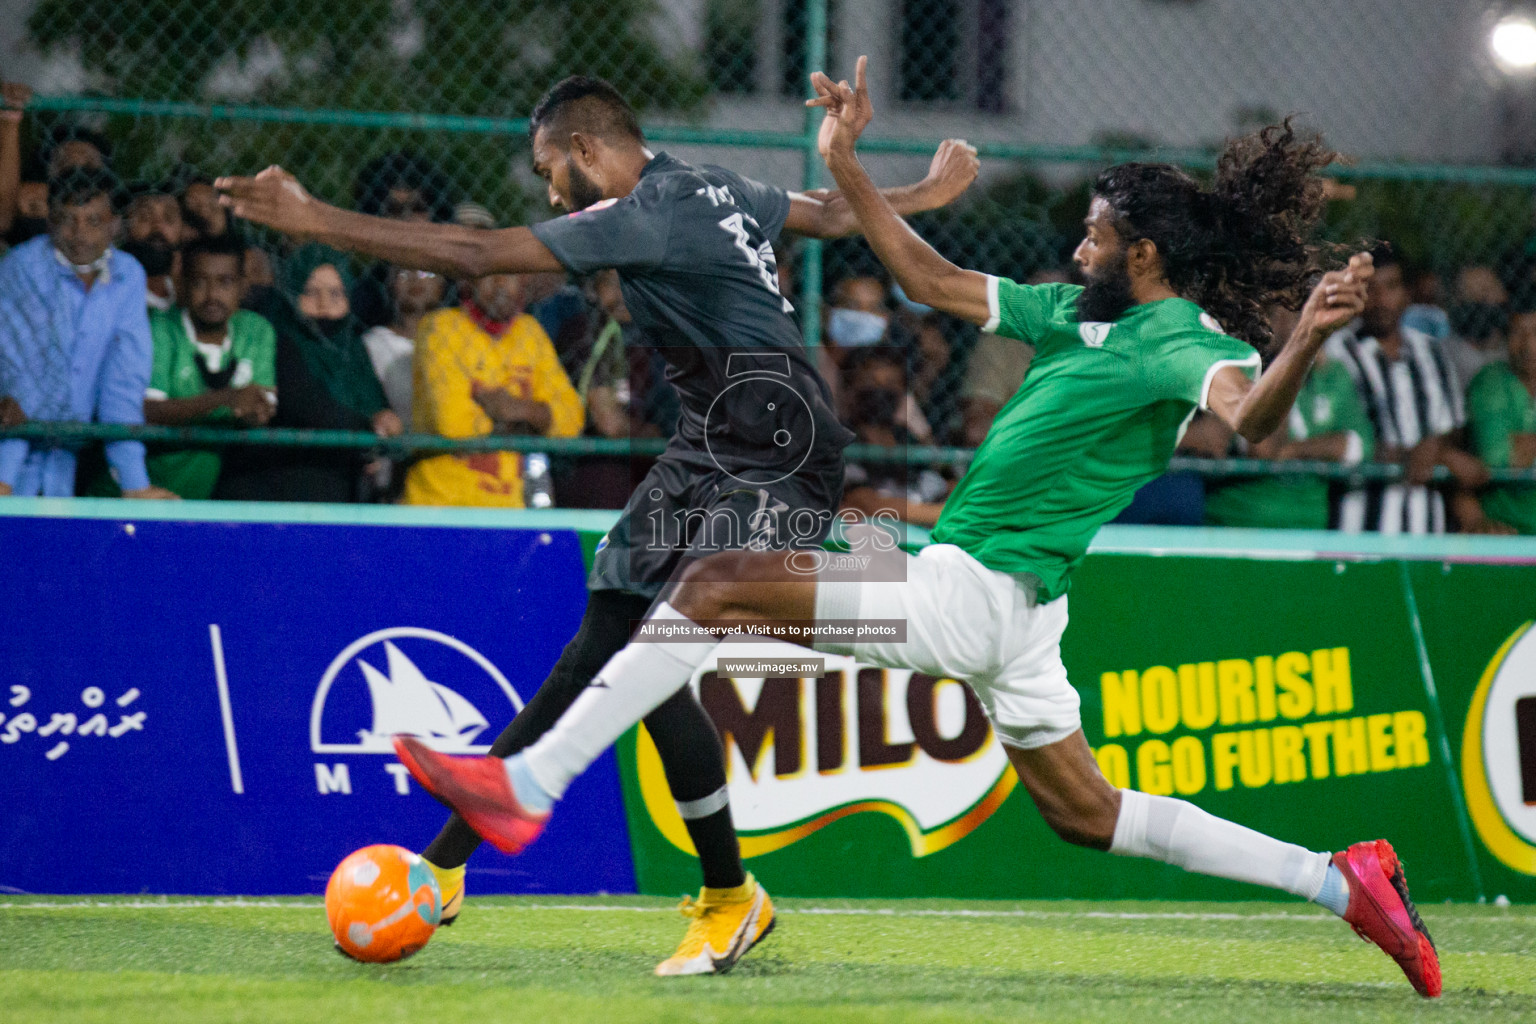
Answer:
[{"left": 218, "top": 75, "right": 978, "bottom": 975}]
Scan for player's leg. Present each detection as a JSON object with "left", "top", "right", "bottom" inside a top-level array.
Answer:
[
  {"left": 482, "top": 468, "right": 844, "bottom": 819},
  {"left": 821, "top": 541, "right": 1441, "bottom": 998},
  {"left": 418, "top": 588, "right": 651, "bottom": 916},
  {"left": 501, "top": 549, "right": 817, "bottom": 812},
  {"left": 392, "top": 547, "right": 804, "bottom": 972},
  {"left": 396, "top": 547, "right": 813, "bottom": 831},
  {"left": 643, "top": 685, "right": 778, "bottom": 976},
  {"left": 419, "top": 583, "right": 750, "bottom": 933},
  {"left": 997, "top": 697, "right": 1440, "bottom": 996},
  {"left": 430, "top": 530, "right": 949, "bottom": 829}
]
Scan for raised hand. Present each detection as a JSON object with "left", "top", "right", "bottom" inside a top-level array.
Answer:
[
  {"left": 924, "top": 138, "right": 980, "bottom": 206},
  {"left": 1301, "top": 252, "right": 1373, "bottom": 337},
  {"left": 808, "top": 55, "right": 874, "bottom": 160},
  {"left": 1, "top": 81, "right": 31, "bottom": 123},
  {"left": 215, "top": 166, "right": 325, "bottom": 239}
]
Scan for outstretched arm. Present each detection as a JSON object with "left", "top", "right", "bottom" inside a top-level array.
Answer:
[
  {"left": 784, "top": 137, "right": 979, "bottom": 239},
  {"left": 807, "top": 57, "right": 992, "bottom": 325},
  {"left": 1206, "top": 253, "right": 1373, "bottom": 443},
  {"left": 216, "top": 167, "right": 563, "bottom": 278}
]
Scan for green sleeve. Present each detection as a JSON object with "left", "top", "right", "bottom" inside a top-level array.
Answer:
[
  {"left": 1467, "top": 365, "right": 1519, "bottom": 468},
  {"left": 147, "top": 310, "right": 178, "bottom": 395},
  {"left": 988, "top": 278, "right": 1080, "bottom": 345},
  {"left": 1143, "top": 332, "right": 1261, "bottom": 408},
  {"left": 1317, "top": 360, "right": 1375, "bottom": 462}
]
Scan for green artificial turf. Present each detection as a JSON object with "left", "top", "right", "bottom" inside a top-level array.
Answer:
[{"left": 1, "top": 896, "right": 1530, "bottom": 1023}]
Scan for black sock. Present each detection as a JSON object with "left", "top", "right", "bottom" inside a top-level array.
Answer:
[
  {"left": 643, "top": 687, "right": 746, "bottom": 891},
  {"left": 423, "top": 589, "right": 651, "bottom": 868}
]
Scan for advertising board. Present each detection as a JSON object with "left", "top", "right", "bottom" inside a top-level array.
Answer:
[{"left": 0, "top": 505, "right": 633, "bottom": 895}]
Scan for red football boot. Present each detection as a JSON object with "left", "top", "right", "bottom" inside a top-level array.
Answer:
[
  {"left": 1332, "top": 839, "right": 1441, "bottom": 998},
  {"left": 393, "top": 736, "right": 549, "bottom": 855}
]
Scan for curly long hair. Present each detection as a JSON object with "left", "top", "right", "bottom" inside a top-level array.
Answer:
[{"left": 1092, "top": 118, "right": 1341, "bottom": 350}]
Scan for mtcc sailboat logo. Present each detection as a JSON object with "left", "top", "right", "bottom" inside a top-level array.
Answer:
[{"left": 310, "top": 628, "right": 522, "bottom": 754}]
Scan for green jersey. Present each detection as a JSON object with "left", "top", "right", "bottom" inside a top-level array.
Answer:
[
  {"left": 931, "top": 278, "right": 1259, "bottom": 599},
  {"left": 1467, "top": 361, "right": 1536, "bottom": 535},
  {"left": 1205, "top": 359, "right": 1374, "bottom": 531},
  {"left": 146, "top": 308, "right": 276, "bottom": 499}
]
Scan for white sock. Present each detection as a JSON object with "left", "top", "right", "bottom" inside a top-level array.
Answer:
[
  {"left": 503, "top": 754, "right": 554, "bottom": 814},
  {"left": 1313, "top": 863, "right": 1352, "bottom": 917},
  {"left": 516, "top": 601, "right": 720, "bottom": 802},
  {"left": 1110, "top": 789, "right": 1330, "bottom": 901}
]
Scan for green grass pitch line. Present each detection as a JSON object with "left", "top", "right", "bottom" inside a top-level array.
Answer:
[{"left": 0, "top": 896, "right": 1531, "bottom": 1024}]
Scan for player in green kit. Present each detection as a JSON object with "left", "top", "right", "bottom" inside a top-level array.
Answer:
[{"left": 393, "top": 58, "right": 1442, "bottom": 998}]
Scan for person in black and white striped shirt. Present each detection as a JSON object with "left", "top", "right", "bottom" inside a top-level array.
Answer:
[{"left": 1326, "top": 247, "right": 1489, "bottom": 533}]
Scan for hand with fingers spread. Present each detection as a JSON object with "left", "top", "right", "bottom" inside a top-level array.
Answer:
[
  {"left": 215, "top": 166, "right": 325, "bottom": 240},
  {"left": 808, "top": 55, "right": 875, "bottom": 161},
  {"left": 1299, "top": 251, "right": 1373, "bottom": 339}
]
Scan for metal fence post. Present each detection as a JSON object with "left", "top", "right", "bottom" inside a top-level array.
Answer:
[{"left": 798, "top": 0, "right": 829, "bottom": 352}]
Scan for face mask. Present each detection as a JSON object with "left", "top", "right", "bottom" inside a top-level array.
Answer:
[
  {"left": 1447, "top": 301, "right": 1506, "bottom": 343},
  {"left": 827, "top": 307, "right": 888, "bottom": 348},
  {"left": 4, "top": 216, "right": 48, "bottom": 247},
  {"left": 310, "top": 315, "right": 352, "bottom": 340},
  {"left": 121, "top": 238, "right": 177, "bottom": 277}
]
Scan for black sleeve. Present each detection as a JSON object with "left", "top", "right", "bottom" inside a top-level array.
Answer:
[
  {"left": 529, "top": 181, "right": 673, "bottom": 274},
  {"left": 708, "top": 169, "right": 791, "bottom": 241},
  {"left": 272, "top": 335, "right": 375, "bottom": 432}
]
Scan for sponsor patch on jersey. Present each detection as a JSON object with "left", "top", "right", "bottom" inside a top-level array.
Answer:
[
  {"left": 1199, "top": 312, "right": 1225, "bottom": 334},
  {"left": 1079, "top": 322, "right": 1112, "bottom": 348}
]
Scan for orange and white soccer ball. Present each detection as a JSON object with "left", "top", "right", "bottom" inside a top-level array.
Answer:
[{"left": 325, "top": 844, "right": 442, "bottom": 962}]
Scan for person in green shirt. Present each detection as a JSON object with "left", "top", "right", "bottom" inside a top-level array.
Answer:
[
  {"left": 1205, "top": 351, "right": 1376, "bottom": 530},
  {"left": 141, "top": 233, "right": 276, "bottom": 498},
  {"left": 388, "top": 60, "right": 1440, "bottom": 999},
  {"left": 1467, "top": 301, "right": 1536, "bottom": 533}
]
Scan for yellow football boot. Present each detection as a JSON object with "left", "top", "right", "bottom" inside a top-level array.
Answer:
[
  {"left": 655, "top": 873, "right": 775, "bottom": 976},
  {"left": 423, "top": 858, "right": 465, "bottom": 926}
]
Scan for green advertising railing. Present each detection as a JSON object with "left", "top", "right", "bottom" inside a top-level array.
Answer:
[{"left": 4, "top": 421, "right": 1535, "bottom": 484}]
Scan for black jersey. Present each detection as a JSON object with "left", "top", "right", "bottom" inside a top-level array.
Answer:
[{"left": 532, "top": 152, "right": 854, "bottom": 483}]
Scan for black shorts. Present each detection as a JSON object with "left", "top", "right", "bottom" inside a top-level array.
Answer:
[{"left": 588, "top": 445, "right": 845, "bottom": 599}]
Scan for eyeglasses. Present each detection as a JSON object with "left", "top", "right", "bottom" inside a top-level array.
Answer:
[{"left": 394, "top": 268, "right": 440, "bottom": 280}]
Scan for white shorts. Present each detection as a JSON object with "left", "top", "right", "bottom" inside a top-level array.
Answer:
[{"left": 812, "top": 542, "right": 1080, "bottom": 749}]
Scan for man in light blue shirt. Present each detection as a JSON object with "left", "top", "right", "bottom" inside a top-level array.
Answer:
[{"left": 0, "top": 167, "right": 174, "bottom": 498}]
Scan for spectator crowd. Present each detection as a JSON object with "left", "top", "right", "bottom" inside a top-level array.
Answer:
[{"left": 1, "top": 88, "right": 1533, "bottom": 535}]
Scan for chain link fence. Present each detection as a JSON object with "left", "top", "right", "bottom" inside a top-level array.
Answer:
[{"left": 3, "top": 0, "right": 1536, "bottom": 512}]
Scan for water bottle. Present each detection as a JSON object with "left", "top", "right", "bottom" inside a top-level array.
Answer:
[{"left": 523, "top": 452, "right": 554, "bottom": 509}]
